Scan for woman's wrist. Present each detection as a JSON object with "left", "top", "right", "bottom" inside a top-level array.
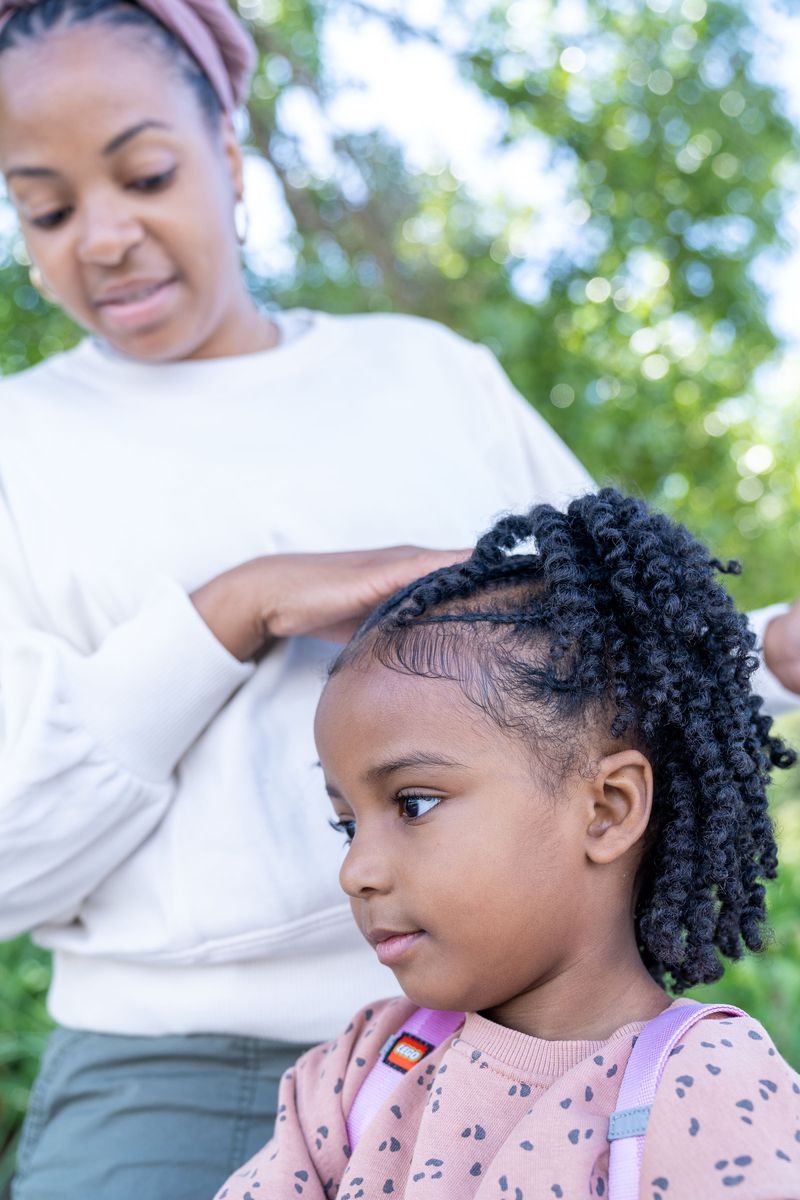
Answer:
[{"left": 191, "top": 560, "right": 274, "bottom": 662}]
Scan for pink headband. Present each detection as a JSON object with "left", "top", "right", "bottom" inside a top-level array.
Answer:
[{"left": 0, "top": 0, "right": 257, "bottom": 110}]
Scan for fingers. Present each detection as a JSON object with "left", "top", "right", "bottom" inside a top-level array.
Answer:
[
  {"left": 260, "top": 547, "right": 475, "bottom": 645},
  {"left": 307, "top": 618, "right": 363, "bottom": 644},
  {"left": 417, "top": 548, "right": 471, "bottom": 570},
  {"left": 362, "top": 545, "right": 471, "bottom": 566},
  {"left": 306, "top": 550, "right": 472, "bottom": 643},
  {"left": 377, "top": 547, "right": 471, "bottom": 598}
]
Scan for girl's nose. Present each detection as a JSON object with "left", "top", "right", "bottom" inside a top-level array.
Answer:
[
  {"left": 339, "top": 830, "right": 392, "bottom": 899},
  {"left": 76, "top": 201, "right": 144, "bottom": 266}
]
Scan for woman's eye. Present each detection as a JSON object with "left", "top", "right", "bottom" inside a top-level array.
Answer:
[
  {"left": 399, "top": 794, "right": 442, "bottom": 821},
  {"left": 329, "top": 816, "right": 356, "bottom": 844},
  {"left": 31, "top": 207, "right": 71, "bottom": 230},
  {"left": 129, "top": 167, "right": 177, "bottom": 193}
]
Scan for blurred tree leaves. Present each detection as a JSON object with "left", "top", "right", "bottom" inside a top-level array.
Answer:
[{"left": 236, "top": 0, "right": 800, "bottom": 610}]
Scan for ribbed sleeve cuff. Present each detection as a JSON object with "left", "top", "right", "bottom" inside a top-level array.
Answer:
[
  {"left": 748, "top": 603, "right": 800, "bottom": 718},
  {"left": 67, "top": 578, "right": 254, "bottom": 781}
]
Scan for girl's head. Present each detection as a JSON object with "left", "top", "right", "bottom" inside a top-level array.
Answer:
[
  {"left": 315, "top": 489, "right": 795, "bottom": 1020},
  {"left": 0, "top": 0, "right": 259, "bottom": 361}
]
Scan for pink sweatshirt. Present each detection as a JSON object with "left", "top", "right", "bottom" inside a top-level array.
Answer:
[{"left": 214, "top": 997, "right": 800, "bottom": 1199}]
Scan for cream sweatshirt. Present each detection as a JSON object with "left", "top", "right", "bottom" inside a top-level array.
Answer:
[{"left": 0, "top": 310, "right": 596, "bottom": 1041}]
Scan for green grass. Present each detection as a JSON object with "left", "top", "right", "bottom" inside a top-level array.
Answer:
[{"left": 1, "top": 719, "right": 798, "bottom": 1182}]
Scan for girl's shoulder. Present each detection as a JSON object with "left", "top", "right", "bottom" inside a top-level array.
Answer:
[{"left": 643, "top": 1010, "right": 800, "bottom": 1196}]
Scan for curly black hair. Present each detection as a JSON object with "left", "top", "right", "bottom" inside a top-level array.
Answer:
[
  {"left": 0, "top": 0, "right": 221, "bottom": 124},
  {"left": 335, "top": 488, "right": 796, "bottom": 993}
]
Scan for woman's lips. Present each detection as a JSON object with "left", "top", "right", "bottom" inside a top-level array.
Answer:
[
  {"left": 94, "top": 278, "right": 179, "bottom": 331},
  {"left": 374, "top": 930, "right": 426, "bottom": 966}
]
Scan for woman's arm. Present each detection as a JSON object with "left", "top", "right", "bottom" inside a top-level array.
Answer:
[{"left": 0, "top": 494, "right": 465, "bottom": 938}]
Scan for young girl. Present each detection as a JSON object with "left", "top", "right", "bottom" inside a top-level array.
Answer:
[{"left": 215, "top": 489, "right": 800, "bottom": 1199}]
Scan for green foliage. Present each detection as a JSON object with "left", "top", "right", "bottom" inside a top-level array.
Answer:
[
  {"left": 1, "top": 0, "right": 799, "bottom": 1175},
  {"left": 0, "top": 939, "right": 51, "bottom": 1182},
  {"left": 239, "top": 0, "right": 800, "bottom": 609},
  {"left": 0, "top": 264, "right": 80, "bottom": 376},
  {"left": 689, "top": 713, "right": 800, "bottom": 1069}
]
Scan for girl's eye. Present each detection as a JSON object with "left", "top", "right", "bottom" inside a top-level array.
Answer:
[
  {"left": 129, "top": 167, "right": 177, "bottom": 193},
  {"left": 31, "top": 207, "right": 71, "bottom": 230},
  {"left": 329, "top": 816, "right": 356, "bottom": 844},
  {"left": 398, "top": 794, "right": 442, "bottom": 821}
]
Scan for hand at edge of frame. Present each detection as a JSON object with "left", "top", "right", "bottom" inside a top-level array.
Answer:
[{"left": 763, "top": 598, "right": 800, "bottom": 696}]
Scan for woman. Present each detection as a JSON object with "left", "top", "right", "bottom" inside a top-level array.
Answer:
[{"left": 0, "top": 0, "right": 796, "bottom": 1197}]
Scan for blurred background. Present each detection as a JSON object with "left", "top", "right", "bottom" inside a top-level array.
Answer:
[{"left": 1, "top": 0, "right": 799, "bottom": 1181}]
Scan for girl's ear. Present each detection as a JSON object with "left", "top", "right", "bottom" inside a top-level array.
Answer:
[{"left": 584, "top": 750, "right": 653, "bottom": 865}]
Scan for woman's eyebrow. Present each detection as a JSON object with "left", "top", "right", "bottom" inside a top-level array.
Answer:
[
  {"left": 102, "top": 119, "right": 171, "bottom": 156},
  {"left": 6, "top": 120, "right": 173, "bottom": 182},
  {"left": 6, "top": 164, "right": 58, "bottom": 181}
]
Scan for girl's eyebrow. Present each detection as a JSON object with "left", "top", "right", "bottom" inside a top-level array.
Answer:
[
  {"left": 364, "top": 752, "right": 467, "bottom": 781},
  {"left": 317, "top": 753, "right": 468, "bottom": 801},
  {"left": 6, "top": 119, "right": 172, "bottom": 181}
]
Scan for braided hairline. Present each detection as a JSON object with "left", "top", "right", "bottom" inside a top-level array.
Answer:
[{"left": 339, "top": 488, "right": 796, "bottom": 992}]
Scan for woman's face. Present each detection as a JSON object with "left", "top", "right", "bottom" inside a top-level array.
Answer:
[{"left": 0, "top": 22, "right": 250, "bottom": 362}]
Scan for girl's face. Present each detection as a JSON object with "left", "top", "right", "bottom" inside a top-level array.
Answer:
[
  {"left": 0, "top": 23, "right": 249, "bottom": 362},
  {"left": 315, "top": 658, "right": 653, "bottom": 1027}
]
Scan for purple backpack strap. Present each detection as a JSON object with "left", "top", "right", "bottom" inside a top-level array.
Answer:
[
  {"left": 607, "top": 1001, "right": 747, "bottom": 1200},
  {"left": 346, "top": 1008, "right": 464, "bottom": 1151}
]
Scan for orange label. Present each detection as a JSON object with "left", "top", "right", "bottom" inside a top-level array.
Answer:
[{"left": 384, "top": 1032, "right": 434, "bottom": 1074}]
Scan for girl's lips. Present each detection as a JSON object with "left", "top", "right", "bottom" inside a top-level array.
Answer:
[
  {"left": 95, "top": 278, "right": 179, "bottom": 331},
  {"left": 375, "top": 930, "right": 426, "bottom": 966}
]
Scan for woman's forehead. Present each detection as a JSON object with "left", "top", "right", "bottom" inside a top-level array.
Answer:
[{"left": 0, "top": 20, "right": 196, "bottom": 154}]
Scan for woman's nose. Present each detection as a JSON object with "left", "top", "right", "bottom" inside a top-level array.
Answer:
[
  {"left": 339, "top": 829, "right": 393, "bottom": 899},
  {"left": 76, "top": 198, "right": 144, "bottom": 265}
]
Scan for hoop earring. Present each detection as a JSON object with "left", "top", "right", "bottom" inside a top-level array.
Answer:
[
  {"left": 29, "top": 265, "right": 56, "bottom": 303},
  {"left": 234, "top": 199, "right": 249, "bottom": 246}
]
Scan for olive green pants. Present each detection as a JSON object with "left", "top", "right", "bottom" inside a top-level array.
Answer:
[{"left": 12, "top": 1026, "right": 312, "bottom": 1200}]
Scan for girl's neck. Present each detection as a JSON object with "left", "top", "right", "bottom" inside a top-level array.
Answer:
[{"left": 483, "top": 929, "right": 671, "bottom": 1043}]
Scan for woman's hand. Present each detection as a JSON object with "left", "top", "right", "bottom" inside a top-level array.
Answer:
[
  {"left": 763, "top": 598, "right": 800, "bottom": 697},
  {"left": 191, "top": 546, "right": 469, "bottom": 661}
]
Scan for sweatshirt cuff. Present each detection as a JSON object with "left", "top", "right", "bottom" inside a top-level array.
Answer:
[
  {"left": 68, "top": 578, "right": 255, "bottom": 781},
  {"left": 748, "top": 603, "right": 800, "bottom": 718}
]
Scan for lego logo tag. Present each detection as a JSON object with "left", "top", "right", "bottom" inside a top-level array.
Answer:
[{"left": 384, "top": 1032, "right": 435, "bottom": 1074}]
